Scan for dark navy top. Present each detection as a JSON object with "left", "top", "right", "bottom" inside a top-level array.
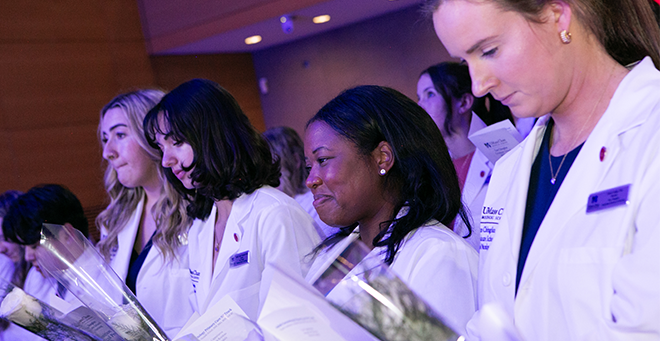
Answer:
[
  {"left": 516, "top": 119, "right": 583, "bottom": 293},
  {"left": 126, "top": 235, "right": 154, "bottom": 295}
]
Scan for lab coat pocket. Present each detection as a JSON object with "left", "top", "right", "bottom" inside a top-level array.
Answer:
[
  {"left": 557, "top": 247, "right": 618, "bottom": 337},
  {"left": 227, "top": 281, "right": 261, "bottom": 320}
]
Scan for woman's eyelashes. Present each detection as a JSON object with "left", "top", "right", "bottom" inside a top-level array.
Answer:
[
  {"left": 305, "top": 157, "right": 330, "bottom": 171},
  {"left": 482, "top": 47, "right": 498, "bottom": 58}
]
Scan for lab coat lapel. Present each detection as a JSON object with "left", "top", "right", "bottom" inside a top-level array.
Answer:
[
  {"left": 504, "top": 120, "right": 547, "bottom": 260},
  {"left": 113, "top": 197, "right": 144, "bottom": 280},
  {"left": 200, "top": 193, "right": 249, "bottom": 313},
  {"left": 518, "top": 80, "right": 648, "bottom": 289},
  {"left": 191, "top": 205, "right": 216, "bottom": 314}
]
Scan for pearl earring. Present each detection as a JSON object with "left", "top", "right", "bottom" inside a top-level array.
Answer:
[
  {"left": 560, "top": 30, "right": 572, "bottom": 44},
  {"left": 379, "top": 169, "right": 386, "bottom": 176}
]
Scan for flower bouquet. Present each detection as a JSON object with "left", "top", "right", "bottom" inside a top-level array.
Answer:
[
  {"left": 309, "top": 237, "right": 462, "bottom": 341},
  {"left": 36, "top": 223, "right": 170, "bottom": 341},
  {"left": 0, "top": 279, "right": 101, "bottom": 340}
]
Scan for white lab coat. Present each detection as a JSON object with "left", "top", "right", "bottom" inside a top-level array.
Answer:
[
  {"left": 470, "top": 57, "right": 660, "bottom": 340},
  {"left": 455, "top": 114, "right": 493, "bottom": 251},
  {"left": 307, "top": 221, "right": 478, "bottom": 336},
  {"left": 102, "top": 196, "right": 195, "bottom": 338},
  {"left": 187, "top": 186, "right": 320, "bottom": 320}
]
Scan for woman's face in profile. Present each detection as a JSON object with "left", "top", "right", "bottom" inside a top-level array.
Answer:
[
  {"left": 417, "top": 73, "right": 450, "bottom": 136},
  {"left": 154, "top": 115, "right": 196, "bottom": 190},
  {"left": 304, "top": 121, "right": 384, "bottom": 227},
  {"left": 101, "top": 108, "right": 159, "bottom": 190},
  {"left": 432, "top": 0, "right": 565, "bottom": 119}
]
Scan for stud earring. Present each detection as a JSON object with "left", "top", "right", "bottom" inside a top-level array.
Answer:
[
  {"left": 560, "top": 30, "right": 572, "bottom": 44},
  {"left": 379, "top": 169, "right": 386, "bottom": 176}
]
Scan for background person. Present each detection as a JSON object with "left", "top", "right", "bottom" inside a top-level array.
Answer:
[
  {"left": 0, "top": 190, "right": 34, "bottom": 341},
  {"left": 2, "top": 184, "right": 89, "bottom": 305},
  {"left": 304, "top": 85, "right": 478, "bottom": 336},
  {"left": 417, "top": 62, "right": 517, "bottom": 250},
  {"left": 427, "top": 0, "right": 660, "bottom": 339},
  {"left": 0, "top": 190, "right": 26, "bottom": 288}
]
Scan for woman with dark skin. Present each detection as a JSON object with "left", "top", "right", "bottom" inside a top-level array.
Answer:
[{"left": 304, "top": 85, "right": 477, "bottom": 335}]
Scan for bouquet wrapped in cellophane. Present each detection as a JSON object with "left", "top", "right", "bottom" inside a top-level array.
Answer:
[
  {"left": 36, "top": 223, "right": 170, "bottom": 341},
  {"left": 309, "top": 237, "right": 462, "bottom": 341},
  {"left": 0, "top": 278, "right": 101, "bottom": 340}
]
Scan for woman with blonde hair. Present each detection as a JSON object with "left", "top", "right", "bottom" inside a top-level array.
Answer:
[
  {"left": 97, "top": 89, "right": 194, "bottom": 337},
  {"left": 428, "top": 0, "right": 660, "bottom": 339}
]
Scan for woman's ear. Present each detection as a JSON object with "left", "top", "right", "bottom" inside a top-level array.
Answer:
[
  {"left": 374, "top": 141, "right": 395, "bottom": 174},
  {"left": 547, "top": 0, "right": 572, "bottom": 35},
  {"left": 456, "top": 93, "right": 474, "bottom": 115}
]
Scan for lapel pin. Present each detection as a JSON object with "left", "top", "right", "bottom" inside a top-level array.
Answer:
[{"left": 600, "top": 147, "right": 607, "bottom": 162}]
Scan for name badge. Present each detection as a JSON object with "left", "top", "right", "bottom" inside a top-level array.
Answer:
[
  {"left": 586, "top": 184, "right": 630, "bottom": 213},
  {"left": 230, "top": 251, "right": 250, "bottom": 268}
]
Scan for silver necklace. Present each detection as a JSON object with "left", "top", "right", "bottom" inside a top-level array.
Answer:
[{"left": 548, "top": 64, "right": 616, "bottom": 185}]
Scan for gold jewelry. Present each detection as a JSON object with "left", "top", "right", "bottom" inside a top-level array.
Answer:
[
  {"left": 548, "top": 63, "right": 616, "bottom": 184},
  {"left": 560, "top": 30, "right": 572, "bottom": 44}
]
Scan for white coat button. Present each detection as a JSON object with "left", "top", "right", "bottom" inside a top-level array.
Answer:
[{"left": 502, "top": 273, "right": 512, "bottom": 286}]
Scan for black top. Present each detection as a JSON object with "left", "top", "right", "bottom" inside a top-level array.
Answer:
[{"left": 516, "top": 119, "right": 583, "bottom": 293}]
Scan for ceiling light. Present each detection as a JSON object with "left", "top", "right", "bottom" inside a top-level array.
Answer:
[
  {"left": 244, "top": 35, "right": 262, "bottom": 45},
  {"left": 313, "top": 15, "right": 331, "bottom": 24}
]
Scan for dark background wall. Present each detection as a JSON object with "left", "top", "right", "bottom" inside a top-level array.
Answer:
[
  {"left": 0, "top": 1, "right": 261, "bottom": 233},
  {"left": 253, "top": 6, "right": 452, "bottom": 135},
  {"left": 0, "top": 2, "right": 452, "bottom": 233}
]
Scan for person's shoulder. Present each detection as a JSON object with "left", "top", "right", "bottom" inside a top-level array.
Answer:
[
  {"left": 249, "top": 186, "right": 302, "bottom": 208},
  {"left": 405, "top": 223, "right": 475, "bottom": 253}
]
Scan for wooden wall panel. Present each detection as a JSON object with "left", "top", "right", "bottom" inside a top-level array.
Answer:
[
  {"left": 0, "top": 0, "right": 154, "bottom": 225},
  {"left": 150, "top": 54, "right": 265, "bottom": 132}
]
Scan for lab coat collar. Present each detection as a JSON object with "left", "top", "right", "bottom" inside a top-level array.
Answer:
[
  {"left": 113, "top": 194, "right": 145, "bottom": 280},
  {"left": 517, "top": 57, "right": 658, "bottom": 290}
]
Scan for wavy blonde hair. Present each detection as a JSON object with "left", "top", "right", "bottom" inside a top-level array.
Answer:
[{"left": 96, "top": 89, "right": 191, "bottom": 262}]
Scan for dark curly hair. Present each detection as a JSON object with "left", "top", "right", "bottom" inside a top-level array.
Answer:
[
  {"left": 144, "top": 79, "right": 280, "bottom": 220},
  {"left": 309, "top": 85, "right": 471, "bottom": 265}
]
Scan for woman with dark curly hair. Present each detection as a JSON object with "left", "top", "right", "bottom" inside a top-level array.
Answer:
[
  {"left": 144, "top": 78, "right": 319, "bottom": 321},
  {"left": 304, "top": 85, "right": 477, "bottom": 336}
]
